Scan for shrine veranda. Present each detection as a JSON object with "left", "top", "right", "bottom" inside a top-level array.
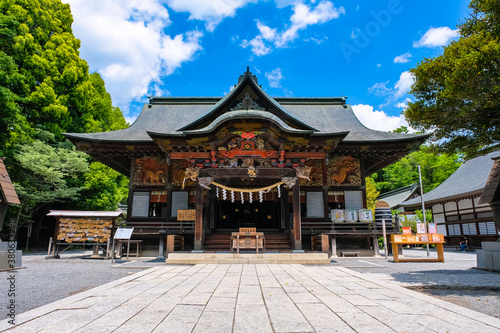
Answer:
[{"left": 65, "top": 69, "right": 429, "bottom": 255}]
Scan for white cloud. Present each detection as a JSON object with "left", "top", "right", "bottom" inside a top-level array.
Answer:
[
  {"left": 124, "top": 115, "right": 139, "bottom": 125},
  {"left": 242, "top": 1, "right": 345, "bottom": 56},
  {"left": 395, "top": 98, "right": 412, "bottom": 109},
  {"left": 257, "top": 21, "right": 277, "bottom": 41},
  {"left": 265, "top": 68, "right": 284, "bottom": 88},
  {"left": 164, "top": 0, "right": 254, "bottom": 31},
  {"left": 275, "top": 0, "right": 295, "bottom": 9},
  {"left": 305, "top": 36, "right": 328, "bottom": 44},
  {"left": 368, "top": 81, "right": 391, "bottom": 96},
  {"left": 64, "top": 0, "right": 203, "bottom": 115},
  {"left": 393, "top": 52, "right": 412, "bottom": 64},
  {"left": 376, "top": 64, "right": 382, "bottom": 68},
  {"left": 413, "top": 26, "right": 459, "bottom": 48},
  {"left": 352, "top": 104, "right": 409, "bottom": 132},
  {"left": 394, "top": 71, "right": 414, "bottom": 99},
  {"left": 240, "top": 37, "right": 272, "bottom": 56},
  {"left": 368, "top": 71, "right": 414, "bottom": 108},
  {"left": 160, "top": 31, "right": 203, "bottom": 75}
]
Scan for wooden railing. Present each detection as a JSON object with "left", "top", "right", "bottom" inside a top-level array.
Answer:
[
  {"left": 122, "top": 221, "right": 195, "bottom": 235},
  {"left": 301, "top": 221, "right": 398, "bottom": 235}
]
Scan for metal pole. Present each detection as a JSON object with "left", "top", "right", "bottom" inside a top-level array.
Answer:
[
  {"left": 418, "top": 165, "right": 430, "bottom": 257},
  {"left": 382, "top": 219, "right": 388, "bottom": 259}
]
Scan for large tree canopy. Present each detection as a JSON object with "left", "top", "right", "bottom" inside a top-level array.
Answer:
[
  {"left": 0, "top": 0, "right": 129, "bottom": 243},
  {"left": 405, "top": 0, "right": 500, "bottom": 157},
  {"left": 0, "top": 0, "right": 127, "bottom": 156}
]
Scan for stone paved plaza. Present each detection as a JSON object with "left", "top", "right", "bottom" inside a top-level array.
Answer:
[{"left": 1, "top": 263, "right": 500, "bottom": 332}]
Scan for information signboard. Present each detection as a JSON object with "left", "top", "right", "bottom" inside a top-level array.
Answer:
[
  {"left": 114, "top": 227, "right": 134, "bottom": 240},
  {"left": 177, "top": 209, "right": 196, "bottom": 221}
]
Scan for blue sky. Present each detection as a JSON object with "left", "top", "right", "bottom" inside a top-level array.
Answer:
[{"left": 64, "top": 0, "right": 470, "bottom": 131}]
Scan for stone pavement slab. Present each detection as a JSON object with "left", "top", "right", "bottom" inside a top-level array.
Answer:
[{"left": 2, "top": 264, "right": 500, "bottom": 332}]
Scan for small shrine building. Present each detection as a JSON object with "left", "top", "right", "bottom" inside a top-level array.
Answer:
[{"left": 65, "top": 69, "right": 429, "bottom": 254}]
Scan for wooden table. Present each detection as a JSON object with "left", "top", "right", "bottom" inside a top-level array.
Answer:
[
  {"left": 231, "top": 232, "right": 265, "bottom": 254},
  {"left": 116, "top": 240, "right": 143, "bottom": 258},
  {"left": 391, "top": 234, "right": 445, "bottom": 263}
]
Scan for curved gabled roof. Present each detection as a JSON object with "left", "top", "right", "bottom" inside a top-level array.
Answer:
[
  {"left": 178, "top": 68, "right": 317, "bottom": 132},
  {"left": 174, "top": 110, "right": 315, "bottom": 135},
  {"left": 401, "top": 151, "right": 500, "bottom": 207},
  {"left": 65, "top": 99, "right": 429, "bottom": 143},
  {"left": 64, "top": 69, "right": 429, "bottom": 145},
  {"left": 282, "top": 103, "right": 430, "bottom": 143}
]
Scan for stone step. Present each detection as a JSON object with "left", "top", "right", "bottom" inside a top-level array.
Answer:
[{"left": 165, "top": 252, "right": 331, "bottom": 264}]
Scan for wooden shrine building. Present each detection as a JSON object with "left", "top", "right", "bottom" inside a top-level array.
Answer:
[{"left": 65, "top": 68, "right": 429, "bottom": 254}]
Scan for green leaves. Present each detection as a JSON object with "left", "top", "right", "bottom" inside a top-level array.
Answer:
[
  {"left": 371, "top": 146, "right": 462, "bottom": 194},
  {"left": 0, "top": 1, "right": 130, "bottom": 237},
  {"left": 405, "top": 0, "right": 500, "bottom": 157}
]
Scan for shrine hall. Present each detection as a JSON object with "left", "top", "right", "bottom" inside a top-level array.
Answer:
[{"left": 65, "top": 68, "right": 429, "bottom": 257}]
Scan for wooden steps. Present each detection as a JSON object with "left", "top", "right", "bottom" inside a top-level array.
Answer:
[
  {"left": 204, "top": 232, "right": 292, "bottom": 252},
  {"left": 264, "top": 233, "right": 292, "bottom": 252},
  {"left": 204, "top": 234, "right": 231, "bottom": 251}
]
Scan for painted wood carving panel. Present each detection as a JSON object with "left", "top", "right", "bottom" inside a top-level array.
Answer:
[
  {"left": 172, "top": 160, "right": 196, "bottom": 187},
  {"left": 299, "top": 159, "right": 323, "bottom": 186},
  {"left": 327, "top": 156, "right": 361, "bottom": 186},
  {"left": 134, "top": 156, "right": 169, "bottom": 185}
]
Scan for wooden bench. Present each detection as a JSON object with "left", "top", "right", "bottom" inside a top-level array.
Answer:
[
  {"left": 117, "top": 240, "right": 143, "bottom": 258},
  {"left": 340, "top": 251, "right": 360, "bottom": 257}
]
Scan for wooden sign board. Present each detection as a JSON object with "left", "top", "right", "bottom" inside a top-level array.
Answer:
[
  {"left": 392, "top": 233, "right": 444, "bottom": 244},
  {"left": 177, "top": 209, "right": 196, "bottom": 221},
  {"left": 57, "top": 218, "right": 113, "bottom": 243}
]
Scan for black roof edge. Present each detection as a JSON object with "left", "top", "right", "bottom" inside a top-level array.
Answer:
[{"left": 64, "top": 133, "right": 154, "bottom": 145}]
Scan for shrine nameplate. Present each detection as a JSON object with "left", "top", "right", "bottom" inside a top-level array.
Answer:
[{"left": 177, "top": 209, "right": 196, "bottom": 221}]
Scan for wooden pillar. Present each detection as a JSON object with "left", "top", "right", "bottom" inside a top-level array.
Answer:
[
  {"left": 127, "top": 158, "right": 135, "bottom": 220},
  {"left": 360, "top": 158, "right": 367, "bottom": 208},
  {"left": 194, "top": 185, "right": 204, "bottom": 250},
  {"left": 209, "top": 184, "right": 216, "bottom": 230},
  {"left": 280, "top": 186, "right": 287, "bottom": 229},
  {"left": 292, "top": 181, "right": 302, "bottom": 250},
  {"left": 321, "top": 234, "right": 329, "bottom": 255},
  {"left": 166, "top": 234, "right": 175, "bottom": 254},
  {"left": 331, "top": 237, "right": 337, "bottom": 257},
  {"left": 372, "top": 236, "right": 381, "bottom": 257}
]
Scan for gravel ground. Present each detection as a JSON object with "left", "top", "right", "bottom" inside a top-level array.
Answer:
[
  {"left": 333, "top": 248, "right": 500, "bottom": 318},
  {"left": 1, "top": 248, "right": 499, "bottom": 321}
]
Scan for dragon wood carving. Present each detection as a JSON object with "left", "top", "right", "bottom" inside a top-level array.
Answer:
[{"left": 328, "top": 156, "right": 361, "bottom": 186}]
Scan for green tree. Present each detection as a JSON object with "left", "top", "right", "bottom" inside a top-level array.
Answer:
[
  {"left": 371, "top": 146, "right": 462, "bottom": 194},
  {"left": 0, "top": 0, "right": 127, "bottom": 152},
  {"left": 365, "top": 177, "right": 380, "bottom": 211},
  {"left": 405, "top": 0, "right": 500, "bottom": 157},
  {"left": 77, "top": 162, "right": 129, "bottom": 211},
  {"left": 13, "top": 138, "right": 88, "bottom": 244},
  {"left": 0, "top": 1, "right": 129, "bottom": 244}
]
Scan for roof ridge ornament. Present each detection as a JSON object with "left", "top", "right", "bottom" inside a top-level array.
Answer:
[
  {"left": 237, "top": 66, "right": 259, "bottom": 85},
  {"left": 230, "top": 92, "right": 265, "bottom": 111}
]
